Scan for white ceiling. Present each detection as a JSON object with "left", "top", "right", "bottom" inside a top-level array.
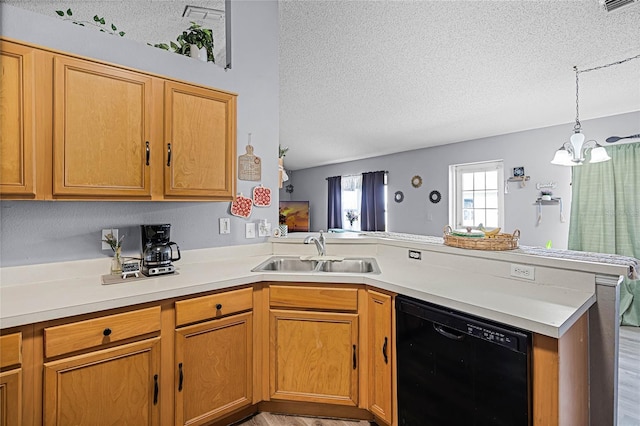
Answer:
[{"left": 279, "top": 0, "right": 640, "bottom": 170}]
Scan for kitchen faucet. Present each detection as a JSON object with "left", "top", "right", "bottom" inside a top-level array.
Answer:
[{"left": 304, "top": 231, "right": 326, "bottom": 256}]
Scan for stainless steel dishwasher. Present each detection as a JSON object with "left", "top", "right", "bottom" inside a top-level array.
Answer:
[{"left": 396, "top": 295, "right": 531, "bottom": 426}]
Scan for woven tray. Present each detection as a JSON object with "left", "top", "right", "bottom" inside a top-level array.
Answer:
[{"left": 443, "top": 226, "right": 520, "bottom": 251}]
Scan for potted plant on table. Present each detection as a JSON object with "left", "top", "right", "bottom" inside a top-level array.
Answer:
[{"left": 102, "top": 230, "right": 125, "bottom": 275}]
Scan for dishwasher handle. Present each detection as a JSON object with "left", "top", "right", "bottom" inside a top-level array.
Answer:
[{"left": 433, "top": 323, "right": 465, "bottom": 341}]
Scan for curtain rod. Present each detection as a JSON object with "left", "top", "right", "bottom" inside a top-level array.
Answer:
[{"left": 325, "top": 171, "right": 388, "bottom": 180}]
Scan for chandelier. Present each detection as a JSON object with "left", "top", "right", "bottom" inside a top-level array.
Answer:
[{"left": 551, "top": 54, "right": 640, "bottom": 166}]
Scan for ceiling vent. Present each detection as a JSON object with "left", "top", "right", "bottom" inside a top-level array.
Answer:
[
  {"left": 599, "top": 0, "right": 639, "bottom": 12},
  {"left": 182, "top": 5, "right": 225, "bottom": 21}
]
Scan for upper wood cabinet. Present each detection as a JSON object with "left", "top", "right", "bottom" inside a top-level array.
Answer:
[
  {"left": 0, "top": 39, "right": 237, "bottom": 201},
  {"left": 0, "top": 41, "right": 36, "bottom": 198},
  {"left": 52, "top": 55, "right": 154, "bottom": 198},
  {"left": 164, "top": 81, "right": 236, "bottom": 199}
]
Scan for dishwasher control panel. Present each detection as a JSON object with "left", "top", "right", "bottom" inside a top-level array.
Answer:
[{"left": 466, "top": 322, "right": 520, "bottom": 351}]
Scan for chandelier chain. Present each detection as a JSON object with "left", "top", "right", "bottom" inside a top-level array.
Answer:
[{"left": 573, "top": 53, "right": 640, "bottom": 132}]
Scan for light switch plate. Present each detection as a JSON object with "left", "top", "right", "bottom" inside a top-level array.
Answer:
[
  {"left": 245, "top": 223, "right": 256, "bottom": 239},
  {"left": 258, "top": 221, "right": 271, "bottom": 237},
  {"left": 219, "top": 218, "right": 230, "bottom": 234}
]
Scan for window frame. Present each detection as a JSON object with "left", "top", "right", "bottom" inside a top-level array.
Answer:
[{"left": 448, "top": 160, "right": 505, "bottom": 230}]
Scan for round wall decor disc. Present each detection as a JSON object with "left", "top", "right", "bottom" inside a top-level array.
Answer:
[
  {"left": 411, "top": 176, "right": 423, "bottom": 188},
  {"left": 429, "top": 190, "right": 442, "bottom": 203},
  {"left": 394, "top": 191, "right": 404, "bottom": 203}
]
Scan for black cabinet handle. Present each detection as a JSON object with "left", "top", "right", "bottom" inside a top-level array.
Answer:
[
  {"left": 166, "top": 143, "right": 172, "bottom": 167},
  {"left": 382, "top": 336, "right": 388, "bottom": 364},
  {"left": 352, "top": 344, "right": 357, "bottom": 370},
  {"left": 216, "top": 304, "right": 222, "bottom": 310},
  {"left": 145, "top": 141, "right": 150, "bottom": 166},
  {"left": 178, "top": 363, "right": 183, "bottom": 392},
  {"left": 103, "top": 328, "right": 112, "bottom": 337},
  {"left": 153, "top": 374, "right": 159, "bottom": 405}
]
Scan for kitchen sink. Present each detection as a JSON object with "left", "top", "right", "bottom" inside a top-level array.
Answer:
[{"left": 251, "top": 256, "right": 380, "bottom": 274}]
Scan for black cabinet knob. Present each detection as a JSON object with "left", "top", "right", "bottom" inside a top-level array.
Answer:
[
  {"left": 103, "top": 328, "right": 112, "bottom": 336},
  {"left": 216, "top": 304, "right": 222, "bottom": 310}
]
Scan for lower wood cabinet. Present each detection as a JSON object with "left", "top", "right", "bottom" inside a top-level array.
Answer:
[
  {"left": 43, "top": 337, "right": 161, "bottom": 425},
  {"left": 0, "top": 332, "right": 22, "bottom": 426},
  {"left": 367, "top": 290, "right": 394, "bottom": 425},
  {"left": 174, "top": 311, "right": 253, "bottom": 426}
]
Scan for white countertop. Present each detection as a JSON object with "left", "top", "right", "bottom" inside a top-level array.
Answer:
[{"left": 1, "top": 234, "right": 631, "bottom": 337}]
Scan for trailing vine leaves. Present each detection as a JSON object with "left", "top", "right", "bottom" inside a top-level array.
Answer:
[
  {"left": 55, "top": 8, "right": 125, "bottom": 37},
  {"left": 151, "top": 22, "right": 215, "bottom": 63}
]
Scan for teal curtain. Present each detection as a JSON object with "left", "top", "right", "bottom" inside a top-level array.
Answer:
[{"left": 568, "top": 142, "right": 640, "bottom": 326}]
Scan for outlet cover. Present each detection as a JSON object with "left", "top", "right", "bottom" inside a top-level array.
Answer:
[
  {"left": 219, "top": 218, "right": 230, "bottom": 234},
  {"left": 245, "top": 223, "right": 256, "bottom": 239},
  {"left": 510, "top": 264, "right": 535, "bottom": 280},
  {"left": 101, "top": 228, "right": 118, "bottom": 250}
]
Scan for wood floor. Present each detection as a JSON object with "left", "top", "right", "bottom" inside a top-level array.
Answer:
[
  {"left": 619, "top": 326, "right": 640, "bottom": 426},
  {"left": 237, "top": 326, "right": 640, "bottom": 426},
  {"left": 235, "top": 413, "right": 370, "bottom": 426}
]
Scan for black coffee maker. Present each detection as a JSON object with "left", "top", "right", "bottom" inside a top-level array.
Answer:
[{"left": 140, "top": 224, "right": 181, "bottom": 276}]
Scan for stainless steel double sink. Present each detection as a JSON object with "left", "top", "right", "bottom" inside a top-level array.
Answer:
[{"left": 251, "top": 256, "right": 380, "bottom": 274}]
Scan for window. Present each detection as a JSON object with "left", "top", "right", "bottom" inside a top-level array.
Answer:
[
  {"left": 449, "top": 160, "right": 504, "bottom": 229},
  {"left": 341, "top": 175, "right": 362, "bottom": 231}
]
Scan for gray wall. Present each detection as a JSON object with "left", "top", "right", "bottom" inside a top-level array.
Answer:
[
  {"left": 0, "top": 2, "right": 279, "bottom": 266},
  {"left": 282, "top": 111, "right": 639, "bottom": 249}
]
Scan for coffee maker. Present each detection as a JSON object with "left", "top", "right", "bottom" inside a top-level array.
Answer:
[{"left": 140, "top": 224, "right": 181, "bottom": 276}]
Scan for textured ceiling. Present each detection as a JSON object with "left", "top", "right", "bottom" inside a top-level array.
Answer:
[{"left": 279, "top": 0, "right": 640, "bottom": 170}]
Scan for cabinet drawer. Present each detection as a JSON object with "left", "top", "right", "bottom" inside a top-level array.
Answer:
[
  {"left": 0, "top": 332, "right": 22, "bottom": 368},
  {"left": 270, "top": 285, "right": 358, "bottom": 311},
  {"left": 44, "top": 306, "right": 161, "bottom": 358},
  {"left": 175, "top": 287, "right": 253, "bottom": 327}
]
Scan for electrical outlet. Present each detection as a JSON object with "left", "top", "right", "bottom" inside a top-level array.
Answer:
[
  {"left": 101, "top": 228, "right": 118, "bottom": 250},
  {"left": 245, "top": 223, "right": 256, "bottom": 239},
  {"left": 408, "top": 250, "right": 422, "bottom": 260},
  {"left": 219, "top": 218, "right": 230, "bottom": 234},
  {"left": 510, "top": 264, "right": 535, "bottom": 280}
]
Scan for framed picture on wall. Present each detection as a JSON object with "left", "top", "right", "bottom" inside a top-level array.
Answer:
[{"left": 279, "top": 201, "right": 310, "bottom": 232}]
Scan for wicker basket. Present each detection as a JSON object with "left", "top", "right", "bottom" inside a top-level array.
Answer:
[{"left": 443, "top": 226, "right": 520, "bottom": 251}]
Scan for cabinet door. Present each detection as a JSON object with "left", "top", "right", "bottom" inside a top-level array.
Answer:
[
  {"left": 270, "top": 309, "right": 359, "bottom": 406},
  {"left": 175, "top": 312, "right": 252, "bottom": 426},
  {"left": 52, "top": 56, "right": 152, "bottom": 197},
  {"left": 44, "top": 337, "right": 161, "bottom": 426},
  {"left": 0, "top": 369, "right": 22, "bottom": 426},
  {"left": 163, "top": 81, "right": 236, "bottom": 199},
  {"left": 367, "top": 290, "right": 393, "bottom": 424},
  {"left": 0, "top": 41, "right": 36, "bottom": 198}
]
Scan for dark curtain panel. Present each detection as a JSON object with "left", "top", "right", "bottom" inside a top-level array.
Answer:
[
  {"left": 327, "top": 176, "right": 342, "bottom": 230},
  {"left": 361, "top": 171, "right": 386, "bottom": 231}
]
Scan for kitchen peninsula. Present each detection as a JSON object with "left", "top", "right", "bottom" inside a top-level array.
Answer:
[{"left": 1, "top": 233, "right": 633, "bottom": 426}]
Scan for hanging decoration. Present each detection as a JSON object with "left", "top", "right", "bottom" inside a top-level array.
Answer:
[
  {"left": 279, "top": 145, "right": 289, "bottom": 189},
  {"left": 411, "top": 175, "right": 422, "bottom": 188},
  {"left": 238, "top": 133, "right": 261, "bottom": 181},
  {"left": 429, "top": 190, "right": 442, "bottom": 204},
  {"left": 252, "top": 185, "right": 272, "bottom": 207},
  {"left": 230, "top": 194, "right": 253, "bottom": 218}
]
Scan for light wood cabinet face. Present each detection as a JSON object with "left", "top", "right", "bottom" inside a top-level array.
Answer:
[
  {"left": 44, "top": 337, "right": 161, "bottom": 426},
  {"left": 52, "top": 55, "right": 152, "bottom": 197},
  {"left": 164, "top": 81, "right": 236, "bottom": 199},
  {"left": 367, "top": 290, "right": 393, "bottom": 424},
  {"left": 175, "top": 312, "right": 253, "bottom": 426},
  {"left": 269, "top": 309, "right": 359, "bottom": 406},
  {"left": 0, "top": 369, "right": 22, "bottom": 426},
  {"left": 0, "top": 41, "right": 36, "bottom": 197}
]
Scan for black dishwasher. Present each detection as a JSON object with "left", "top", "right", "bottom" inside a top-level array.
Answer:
[{"left": 396, "top": 295, "right": 531, "bottom": 426}]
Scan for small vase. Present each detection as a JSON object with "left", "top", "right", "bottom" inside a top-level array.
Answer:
[
  {"left": 279, "top": 224, "right": 288, "bottom": 237},
  {"left": 111, "top": 248, "right": 122, "bottom": 275},
  {"left": 189, "top": 44, "right": 207, "bottom": 62}
]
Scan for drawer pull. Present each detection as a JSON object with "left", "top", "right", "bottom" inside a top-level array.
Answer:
[
  {"left": 352, "top": 344, "right": 357, "bottom": 370},
  {"left": 153, "top": 374, "right": 159, "bottom": 405},
  {"left": 382, "top": 336, "right": 388, "bottom": 364},
  {"left": 216, "top": 303, "right": 222, "bottom": 310},
  {"left": 178, "top": 363, "right": 184, "bottom": 392},
  {"left": 167, "top": 143, "right": 172, "bottom": 167},
  {"left": 103, "top": 328, "right": 112, "bottom": 337}
]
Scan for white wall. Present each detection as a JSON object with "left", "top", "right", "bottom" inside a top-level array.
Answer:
[
  {"left": 283, "top": 111, "right": 639, "bottom": 249},
  {"left": 0, "top": 2, "right": 279, "bottom": 266}
]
